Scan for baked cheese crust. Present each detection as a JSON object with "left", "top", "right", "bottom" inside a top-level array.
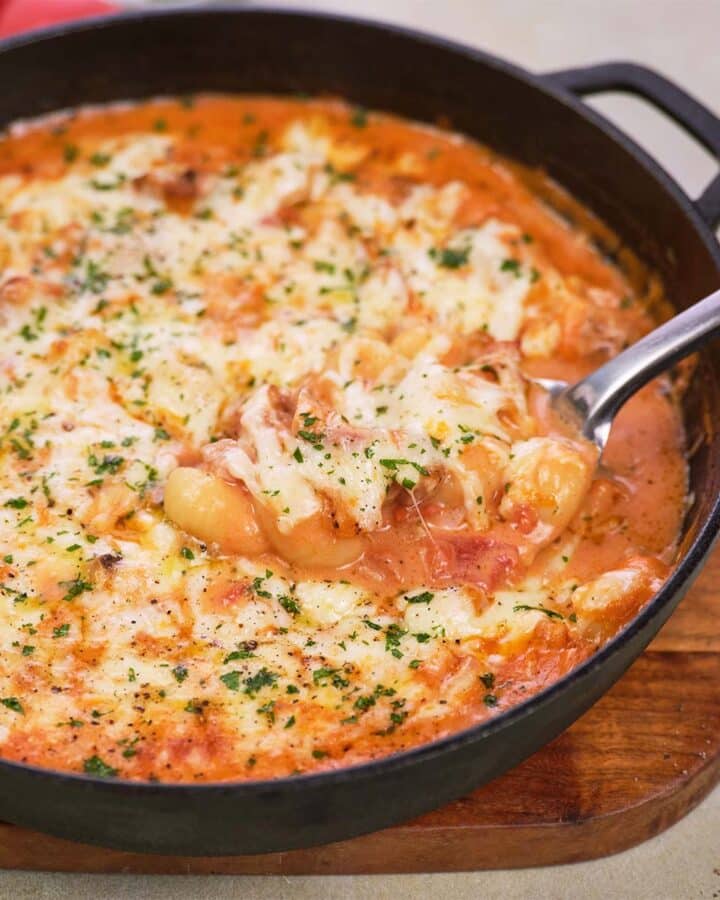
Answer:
[{"left": 0, "top": 97, "right": 686, "bottom": 780}]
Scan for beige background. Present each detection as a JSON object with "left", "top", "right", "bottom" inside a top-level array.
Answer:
[{"left": 2, "top": 1, "right": 719, "bottom": 897}]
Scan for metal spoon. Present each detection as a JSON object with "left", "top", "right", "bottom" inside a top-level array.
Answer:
[{"left": 535, "top": 288, "right": 720, "bottom": 450}]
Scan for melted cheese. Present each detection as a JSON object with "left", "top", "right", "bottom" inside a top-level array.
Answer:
[{"left": 0, "top": 96, "right": 681, "bottom": 782}]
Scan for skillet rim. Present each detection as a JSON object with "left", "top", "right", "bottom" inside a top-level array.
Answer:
[{"left": 0, "top": 3, "right": 718, "bottom": 798}]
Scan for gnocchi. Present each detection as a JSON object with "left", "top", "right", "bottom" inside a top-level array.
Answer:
[{"left": 164, "top": 467, "right": 269, "bottom": 556}]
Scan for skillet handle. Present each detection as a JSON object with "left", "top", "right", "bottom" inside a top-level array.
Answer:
[{"left": 545, "top": 62, "right": 720, "bottom": 230}]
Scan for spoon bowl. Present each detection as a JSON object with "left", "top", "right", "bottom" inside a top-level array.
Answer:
[{"left": 536, "top": 287, "right": 720, "bottom": 451}]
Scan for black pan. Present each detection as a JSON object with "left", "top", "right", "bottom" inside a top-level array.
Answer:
[{"left": 0, "top": 6, "right": 718, "bottom": 857}]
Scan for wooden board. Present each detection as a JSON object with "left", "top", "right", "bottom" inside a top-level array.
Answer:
[{"left": 0, "top": 547, "right": 718, "bottom": 874}]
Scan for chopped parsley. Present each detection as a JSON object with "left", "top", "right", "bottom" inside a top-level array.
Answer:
[
  {"left": 429, "top": 245, "right": 470, "bottom": 269},
  {"left": 220, "top": 670, "right": 241, "bottom": 692},
  {"left": 405, "top": 591, "right": 434, "bottom": 605},
  {"left": 3, "top": 497, "right": 28, "bottom": 509},
  {"left": 83, "top": 755, "right": 117, "bottom": 777},
  {"left": 90, "top": 173, "right": 126, "bottom": 191},
  {"left": 59, "top": 578, "right": 93, "bottom": 602},
  {"left": 378, "top": 458, "right": 429, "bottom": 477},
  {"left": 350, "top": 107, "right": 368, "bottom": 128},
  {"left": 80, "top": 259, "right": 110, "bottom": 294},
  {"left": 298, "top": 429, "right": 324, "bottom": 447},
  {"left": 242, "top": 667, "right": 278, "bottom": 697},
  {"left": 313, "top": 667, "right": 349, "bottom": 689},
  {"left": 250, "top": 571, "right": 273, "bottom": 599},
  {"left": 513, "top": 604, "right": 564, "bottom": 620},
  {"left": 257, "top": 700, "right": 275, "bottom": 724},
  {"left": 500, "top": 258, "right": 522, "bottom": 277},
  {"left": 279, "top": 595, "right": 301, "bottom": 616},
  {"left": 151, "top": 276, "right": 174, "bottom": 295},
  {"left": 384, "top": 623, "right": 407, "bottom": 659},
  {"left": 223, "top": 647, "right": 256, "bottom": 663},
  {"left": 252, "top": 129, "right": 269, "bottom": 158},
  {"left": 324, "top": 163, "right": 355, "bottom": 185}
]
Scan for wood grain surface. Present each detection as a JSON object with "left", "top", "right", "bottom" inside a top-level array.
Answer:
[{"left": 0, "top": 546, "right": 718, "bottom": 874}]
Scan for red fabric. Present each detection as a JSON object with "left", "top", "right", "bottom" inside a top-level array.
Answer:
[{"left": 0, "top": 0, "right": 118, "bottom": 38}]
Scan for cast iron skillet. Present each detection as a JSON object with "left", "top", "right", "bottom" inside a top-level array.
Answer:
[{"left": 0, "top": 7, "right": 719, "bottom": 857}]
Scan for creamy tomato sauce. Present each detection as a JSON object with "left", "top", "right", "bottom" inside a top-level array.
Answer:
[{"left": 0, "top": 96, "right": 686, "bottom": 781}]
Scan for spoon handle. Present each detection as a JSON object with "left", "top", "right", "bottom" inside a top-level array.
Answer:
[{"left": 564, "top": 287, "right": 720, "bottom": 445}]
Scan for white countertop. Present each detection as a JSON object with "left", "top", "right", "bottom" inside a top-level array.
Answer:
[{"left": 2, "top": 1, "right": 719, "bottom": 897}]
